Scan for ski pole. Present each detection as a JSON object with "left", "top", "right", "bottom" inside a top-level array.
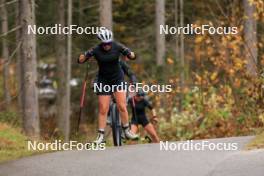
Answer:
[
  {"left": 77, "top": 63, "right": 89, "bottom": 132},
  {"left": 131, "top": 84, "right": 138, "bottom": 125}
]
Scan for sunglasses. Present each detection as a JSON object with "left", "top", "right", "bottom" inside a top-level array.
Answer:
[{"left": 102, "top": 42, "right": 112, "bottom": 46}]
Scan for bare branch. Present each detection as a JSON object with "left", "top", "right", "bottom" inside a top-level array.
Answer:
[
  {"left": 0, "top": 0, "right": 17, "bottom": 8},
  {"left": 0, "top": 41, "right": 21, "bottom": 66},
  {"left": 214, "top": 0, "right": 229, "bottom": 20},
  {"left": 0, "top": 25, "right": 21, "bottom": 38}
]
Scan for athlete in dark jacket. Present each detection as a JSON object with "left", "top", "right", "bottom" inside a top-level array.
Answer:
[
  {"left": 128, "top": 90, "right": 160, "bottom": 143},
  {"left": 78, "top": 28, "right": 138, "bottom": 144},
  {"left": 92, "top": 59, "right": 137, "bottom": 88}
]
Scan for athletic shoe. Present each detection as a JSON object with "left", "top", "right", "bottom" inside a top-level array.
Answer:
[
  {"left": 124, "top": 128, "right": 139, "bottom": 140},
  {"left": 93, "top": 133, "right": 106, "bottom": 144}
]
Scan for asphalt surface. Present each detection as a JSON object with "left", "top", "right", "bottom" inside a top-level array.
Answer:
[{"left": 0, "top": 136, "right": 263, "bottom": 176}]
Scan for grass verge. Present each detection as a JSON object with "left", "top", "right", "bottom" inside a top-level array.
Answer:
[
  {"left": 0, "top": 123, "right": 46, "bottom": 163},
  {"left": 246, "top": 131, "right": 264, "bottom": 150}
]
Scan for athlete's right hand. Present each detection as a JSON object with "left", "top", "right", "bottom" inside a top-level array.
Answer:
[{"left": 79, "top": 54, "right": 86, "bottom": 63}]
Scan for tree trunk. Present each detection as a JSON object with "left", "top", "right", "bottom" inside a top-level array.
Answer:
[
  {"left": 155, "top": 0, "right": 165, "bottom": 66},
  {"left": 66, "top": 0, "right": 72, "bottom": 141},
  {"left": 18, "top": 0, "right": 40, "bottom": 138},
  {"left": 16, "top": 0, "right": 24, "bottom": 116},
  {"left": 56, "top": 0, "right": 70, "bottom": 141},
  {"left": 175, "top": 0, "right": 179, "bottom": 60},
  {"left": 243, "top": 0, "right": 258, "bottom": 77},
  {"left": 99, "top": 0, "right": 112, "bottom": 30},
  {"left": 1, "top": 0, "right": 11, "bottom": 106},
  {"left": 78, "top": 0, "right": 84, "bottom": 26},
  {"left": 179, "top": 0, "right": 185, "bottom": 112}
]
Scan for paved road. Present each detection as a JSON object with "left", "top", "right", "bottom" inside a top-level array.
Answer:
[{"left": 0, "top": 136, "right": 263, "bottom": 176}]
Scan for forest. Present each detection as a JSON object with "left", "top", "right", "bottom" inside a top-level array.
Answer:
[{"left": 0, "top": 0, "right": 264, "bottom": 151}]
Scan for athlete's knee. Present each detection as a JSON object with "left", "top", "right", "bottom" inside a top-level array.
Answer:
[
  {"left": 99, "top": 104, "right": 109, "bottom": 115},
  {"left": 117, "top": 102, "right": 127, "bottom": 113}
]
